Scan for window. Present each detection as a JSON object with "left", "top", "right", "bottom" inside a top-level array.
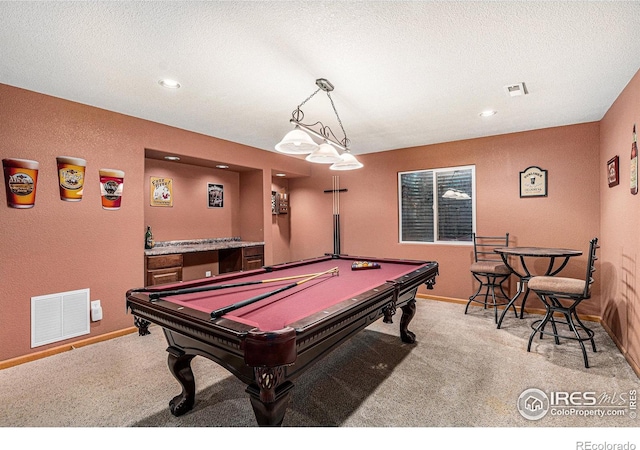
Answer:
[{"left": 399, "top": 165, "right": 475, "bottom": 244}]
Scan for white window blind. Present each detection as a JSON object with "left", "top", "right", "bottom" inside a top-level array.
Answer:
[{"left": 399, "top": 165, "right": 475, "bottom": 244}]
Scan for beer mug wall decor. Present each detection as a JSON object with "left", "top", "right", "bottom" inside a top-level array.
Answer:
[
  {"left": 99, "top": 168, "right": 125, "bottom": 210},
  {"left": 2, "top": 158, "right": 40, "bottom": 208},
  {"left": 56, "top": 156, "right": 86, "bottom": 201}
]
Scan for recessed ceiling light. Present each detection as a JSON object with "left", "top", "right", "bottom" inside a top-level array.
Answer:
[
  {"left": 164, "top": 156, "right": 180, "bottom": 161},
  {"left": 158, "top": 79, "right": 181, "bottom": 89},
  {"left": 479, "top": 110, "right": 497, "bottom": 117},
  {"left": 275, "top": 173, "right": 286, "bottom": 177},
  {"left": 216, "top": 164, "right": 229, "bottom": 169}
]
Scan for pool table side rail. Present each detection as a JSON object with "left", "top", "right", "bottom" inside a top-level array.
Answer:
[{"left": 264, "top": 254, "right": 436, "bottom": 272}]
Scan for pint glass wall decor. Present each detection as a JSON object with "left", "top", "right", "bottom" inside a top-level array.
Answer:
[
  {"left": 99, "top": 168, "right": 125, "bottom": 210},
  {"left": 2, "top": 158, "right": 40, "bottom": 208},
  {"left": 56, "top": 156, "right": 86, "bottom": 201}
]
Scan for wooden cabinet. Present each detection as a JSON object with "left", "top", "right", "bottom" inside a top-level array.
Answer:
[
  {"left": 242, "top": 245, "right": 264, "bottom": 271},
  {"left": 145, "top": 244, "right": 263, "bottom": 286},
  {"left": 146, "top": 254, "right": 183, "bottom": 286}
]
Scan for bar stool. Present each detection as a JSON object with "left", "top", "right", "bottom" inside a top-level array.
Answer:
[
  {"left": 527, "top": 238, "right": 599, "bottom": 368},
  {"left": 465, "top": 233, "right": 517, "bottom": 323}
]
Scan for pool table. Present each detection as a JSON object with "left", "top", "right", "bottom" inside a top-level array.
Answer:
[{"left": 126, "top": 254, "right": 438, "bottom": 426}]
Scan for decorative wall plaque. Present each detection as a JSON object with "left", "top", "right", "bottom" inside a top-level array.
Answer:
[{"left": 519, "top": 166, "right": 547, "bottom": 198}]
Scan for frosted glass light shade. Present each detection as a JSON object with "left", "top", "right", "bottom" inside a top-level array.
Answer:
[
  {"left": 306, "top": 143, "right": 342, "bottom": 163},
  {"left": 442, "top": 189, "right": 457, "bottom": 199},
  {"left": 330, "top": 152, "right": 363, "bottom": 170},
  {"left": 442, "top": 189, "right": 471, "bottom": 199},
  {"left": 275, "top": 129, "right": 319, "bottom": 154}
]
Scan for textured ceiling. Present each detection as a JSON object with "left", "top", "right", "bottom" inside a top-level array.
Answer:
[{"left": 2, "top": 1, "right": 640, "bottom": 156}]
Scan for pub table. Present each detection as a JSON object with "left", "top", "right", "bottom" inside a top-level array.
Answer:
[{"left": 493, "top": 246, "right": 582, "bottom": 329}]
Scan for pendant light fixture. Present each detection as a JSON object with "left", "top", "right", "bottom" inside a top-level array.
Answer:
[
  {"left": 330, "top": 151, "right": 364, "bottom": 170},
  {"left": 275, "top": 78, "right": 363, "bottom": 170},
  {"left": 275, "top": 128, "right": 319, "bottom": 154},
  {"left": 442, "top": 189, "right": 471, "bottom": 200},
  {"left": 441, "top": 170, "right": 471, "bottom": 199},
  {"left": 306, "top": 143, "right": 342, "bottom": 164}
]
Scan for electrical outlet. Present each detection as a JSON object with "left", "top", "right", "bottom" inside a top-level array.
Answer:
[
  {"left": 205, "top": 271, "right": 212, "bottom": 277},
  {"left": 91, "top": 300, "right": 103, "bottom": 321}
]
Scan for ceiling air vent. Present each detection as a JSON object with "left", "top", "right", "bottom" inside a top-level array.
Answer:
[{"left": 504, "top": 82, "right": 528, "bottom": 97}]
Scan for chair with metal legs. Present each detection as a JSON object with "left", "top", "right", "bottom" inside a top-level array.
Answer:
[
  {"left": 465, "top": 233, "right": 517, "bottom": 323},
  {"left": 527, "top": 238, "right": 599, "bottom": 368}
]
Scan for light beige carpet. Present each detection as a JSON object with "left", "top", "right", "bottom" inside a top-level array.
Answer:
[{"left": 1, "top": 300, "right": 638, "bottom": 447}]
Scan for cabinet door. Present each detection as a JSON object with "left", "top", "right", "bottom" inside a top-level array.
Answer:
[
  {"left": 242, "top": 245, "right": 264, "bottom": 271},
  {"left": 243, "top": 257, "right": 264, "bottom": 271}
]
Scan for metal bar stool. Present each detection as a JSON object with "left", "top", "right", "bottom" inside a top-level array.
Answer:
[
  {"left": 465, "top": 233, "right": 517, "bottom": 323},
  {"left": 527, "top": 238, "right": 599, "bottom": 368}
]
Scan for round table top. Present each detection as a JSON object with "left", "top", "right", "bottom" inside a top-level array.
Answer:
[{"left": 494, "top": 247, "right": 582, "bottom": 257}]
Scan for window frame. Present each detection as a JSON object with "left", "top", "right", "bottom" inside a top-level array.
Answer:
[{"left": 398, "top": 164, "right": 476, "bottom": 245}]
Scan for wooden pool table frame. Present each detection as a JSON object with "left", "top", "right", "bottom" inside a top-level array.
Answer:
[{"left": 126, "top": 254, "right": 438, "bottom": 426}]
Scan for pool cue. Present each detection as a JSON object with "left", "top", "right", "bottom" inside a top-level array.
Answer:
[
  {"left": 147, "top": 268, "right": 339, "bottom": 300},
  {"left": 323, "top": 177, "right": 347, "bottom": 257},
  {"left": 333, "top": 175, "right": 340, "bottom": 256},
  {"left": 210, "top": 266, "right": 339, "bottom": 319}
]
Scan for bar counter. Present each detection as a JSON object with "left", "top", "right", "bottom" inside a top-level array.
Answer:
[{"left": 144, "top": 237, "right": 265, "bottom": 256}]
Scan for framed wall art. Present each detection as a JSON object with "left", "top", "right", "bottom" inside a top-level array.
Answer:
[
  {"left": 607, "top": 155, "right": 619, "bottom": 188},
  {"left": 150, "top": 177, "right": 173, "bottom": 207},
  {"left": 271, "top": 191, "right": 277, "bottom": 214},
  {"left": 208, "top": 183, "right": 223, "bottom": 208},
  {"left": 519, "top": 166, "right": 548, "bottom": 198}
]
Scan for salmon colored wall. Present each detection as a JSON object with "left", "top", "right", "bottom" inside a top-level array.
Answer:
[
  {"left": 2, "top": 65, "right": 638, "bottom": 370},
  {"left": 238, "top": 170, "right": 265, "bottom": 243},
  {"left": 0, "top": 83, "right": 308, "bottom": 362},
  {"left": 1, "top": 85, "right": 143, "bottom": 361},
  {"left": 144, "top": 158, "right": 240, "bottom": 242},
  {"left": 599, "top": 69, "right": 640, "bottom": 371},
  {"left": 288, "top": 123, "right": 601, "bottom": 315}
]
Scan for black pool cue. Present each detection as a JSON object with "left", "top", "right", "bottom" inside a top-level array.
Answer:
[
  {"left": 147, "top": 268, "right": 339, "bottom": 301},
  {"left": 333, "top": 176, "right": 340, "bottom": 256},
  {"left": 210, "top": 266, "right": 339, "bottom": 319},
  {"left": 324, "top": 176, "right": 347, "bottom": 257}
]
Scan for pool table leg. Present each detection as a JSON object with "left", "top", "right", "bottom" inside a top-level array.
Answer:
[
  {"left": 133, "top": 316, "right": 151, "bottom": 336},
  {"left": 399, "top": 299, "right": 416, "bottom": 343},
  {"left": 166, "top": 347, "right": 196, "bottom": 416},
  {"left": 382, "top": 296, "right": 417, "bottom": 344},
  {"left": 246, "top": 378, "right": 294, "bottom": 426}
]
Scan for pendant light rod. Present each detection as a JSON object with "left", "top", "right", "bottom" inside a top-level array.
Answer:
[
  {"left": 290, "top": 120, "right": 347, "bottom": 151},
  {"left": 289, "top": 78, "right": 350, "bottom": 150}
]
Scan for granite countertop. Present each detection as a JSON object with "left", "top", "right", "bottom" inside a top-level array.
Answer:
[{"left": 144, "top": 237, "right": 265, "bottom": 256}]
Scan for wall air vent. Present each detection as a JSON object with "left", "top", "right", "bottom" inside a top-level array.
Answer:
[
  {"left": 504, "top": 82, "right": 528, "bottom": 97},
  {"left": 31, "top": 288, "right": 90, "bottom": 347}
]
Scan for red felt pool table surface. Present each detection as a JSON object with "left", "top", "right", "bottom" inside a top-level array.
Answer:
[
  {"left": 157, "top": 257, "right": 423, "bottom": 331},
  {"left": 127, "top": 254, "right": 438, "bottom": 426}
]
